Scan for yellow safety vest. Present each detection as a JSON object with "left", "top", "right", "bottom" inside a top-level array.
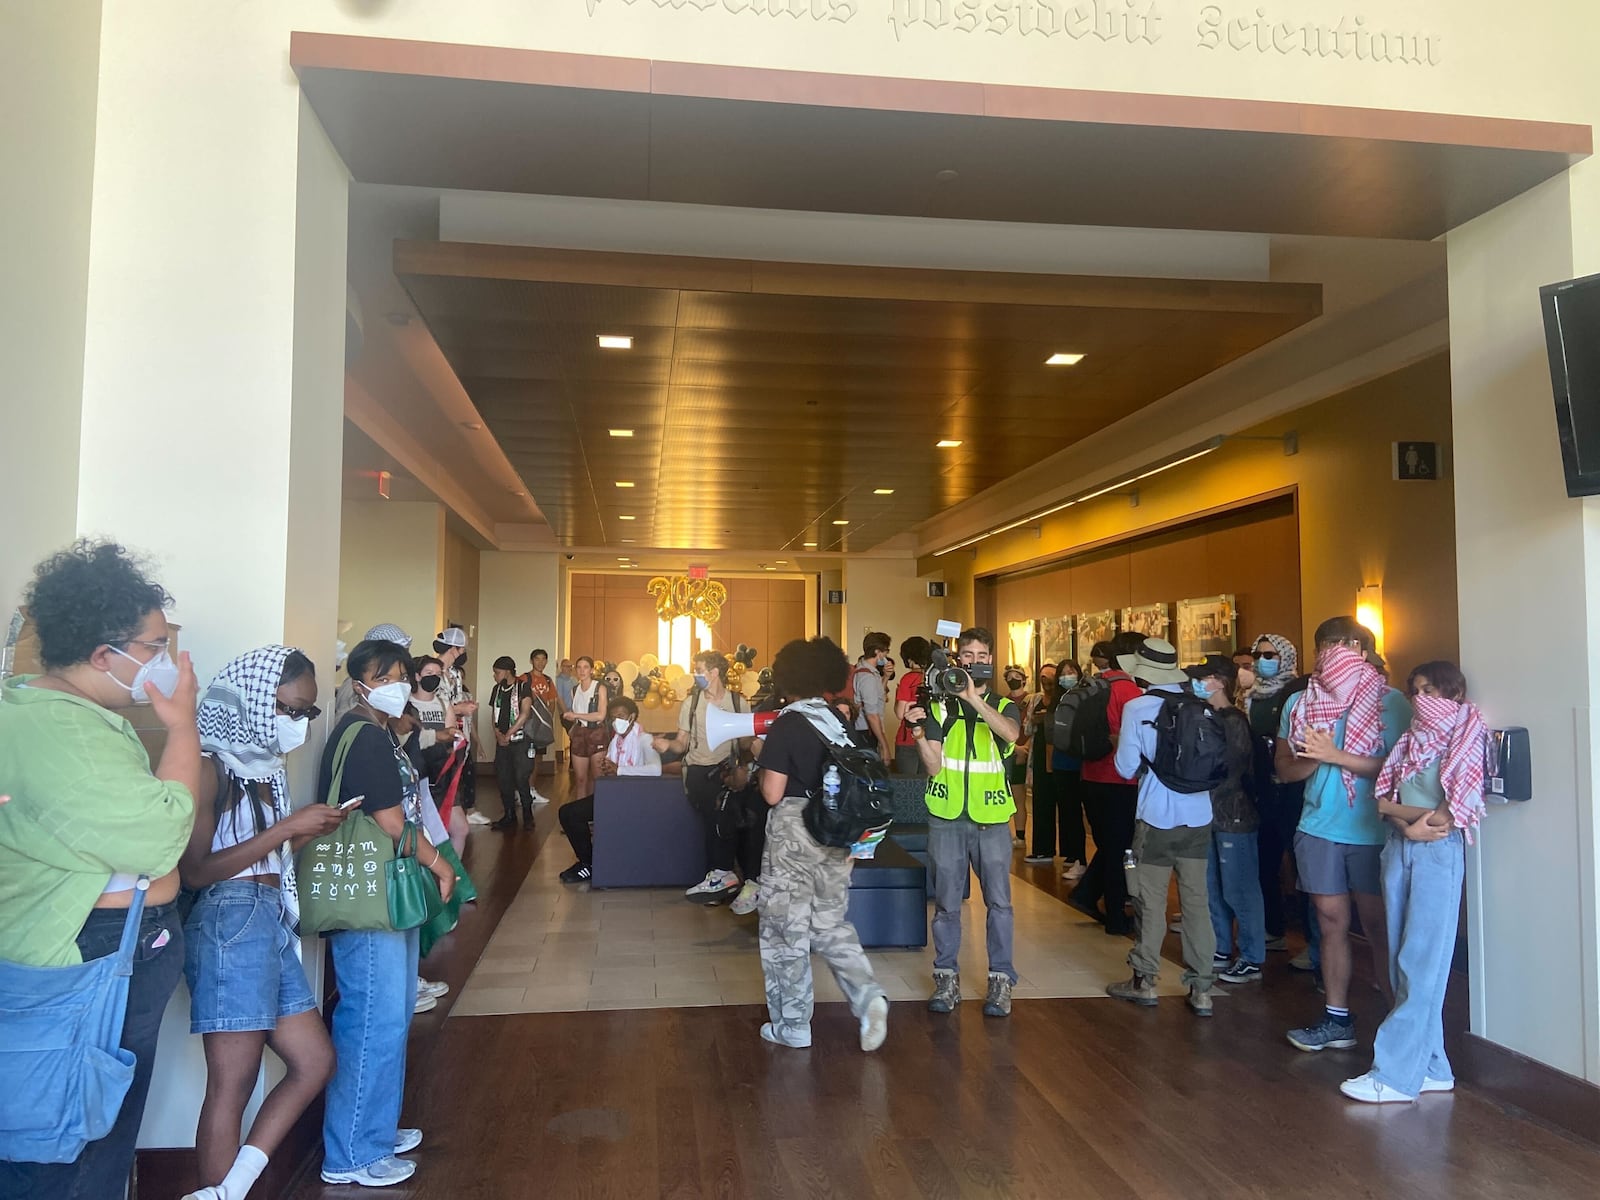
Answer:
[{"left": 925, "top": 695, "right": 1017, "bottom": 823}]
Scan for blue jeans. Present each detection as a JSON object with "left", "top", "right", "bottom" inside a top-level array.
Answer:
[
  {"left": 323, "top": 927, "right": 420, "bottom": 1173},
  {"left": 1370, "top": 828, "right": 1463, "bottom": 1095},
  {"left": 1207, "top": 830, "right": 1266, "bottom": 963}
]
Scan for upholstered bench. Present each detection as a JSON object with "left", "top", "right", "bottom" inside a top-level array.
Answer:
[
  {"left": 590, "top": 776, "right": 707, "bottom": 889},
  {"left": 845, "top": 838, "right": 928, "bottom": 948}
]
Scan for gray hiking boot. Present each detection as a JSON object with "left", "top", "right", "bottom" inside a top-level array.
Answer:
[
  {"left": 1106, "top": 972, "right": 1158, "bottom": 1006},
  {"left": 983, "top": 974, "right": 1014, "bottom": 1018},
  {"left": 927, "top": 971, "right": 960, "bottom": 1014}
]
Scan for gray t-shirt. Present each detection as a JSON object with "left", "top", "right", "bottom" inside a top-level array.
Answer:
[{"left": 852, "top": 661, "right": 886, "bottom": 732}]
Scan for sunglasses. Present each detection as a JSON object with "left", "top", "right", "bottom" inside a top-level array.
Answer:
[
  {"left": 276, "top": 702, "right": 322, "bottom": 722},
  {"left": 1252, "top": 650, "right": 1280, "bottom": 661}
]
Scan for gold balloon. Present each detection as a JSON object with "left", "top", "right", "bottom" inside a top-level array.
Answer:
[
  {"left": 618, "top": 660, "right": 640, "bottom": 685},
  {"left": 664, "top": 689, "right": 679, "bottom": 705},
  {"left": 642, "top": 691, "right": 661, "bottom": 709},
  {"left": 740, "top": 671, "right": 760, "bottom": 698},
  {"left": 640, "top": 653, "right": 659, "bottom": 671}
]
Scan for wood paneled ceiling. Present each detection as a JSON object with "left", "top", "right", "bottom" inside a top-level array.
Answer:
[{"left": 398, "top": 242, "right": 1321, "bottom": 552}]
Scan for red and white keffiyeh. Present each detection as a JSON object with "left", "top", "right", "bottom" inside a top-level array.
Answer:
[
  {"left": 609, "top": 723, "right": 652, "bottom": 770},
  {"left": 1289, "top": 644, "right": 1388, "bottom": 806},
  {"left": 1375, "top": 693, "right": 1489, "bottom": 843}
]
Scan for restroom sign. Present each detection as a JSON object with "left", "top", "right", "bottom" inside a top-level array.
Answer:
[{"left": 1394, "top": 442, "right": 1439, "bottom": 481}]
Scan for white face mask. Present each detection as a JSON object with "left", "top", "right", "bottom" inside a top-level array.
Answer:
[
  {"left": 275, "top": 715, "right": 309, "bottom": 753},
  {"left": 361, "top": 680, "right": 411, "bottom": 718},
  {"left": 106, "top": 645, "right": 180, "bottom": 704},
  {"left": 612, "top": 717, "right": 632, "bottom": 736}
]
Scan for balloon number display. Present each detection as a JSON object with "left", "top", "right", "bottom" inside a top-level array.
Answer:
[{"left": 647, "top": 575, "right": 728, "bottom": 625}]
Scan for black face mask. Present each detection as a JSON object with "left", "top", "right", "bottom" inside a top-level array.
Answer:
[{"left": 418, "top": 675, "right": 443, "bottom": 694}]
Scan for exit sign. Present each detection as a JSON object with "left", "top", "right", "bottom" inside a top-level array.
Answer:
[{"left": 688, "top": 565, "right": 709, "bottom": 581}]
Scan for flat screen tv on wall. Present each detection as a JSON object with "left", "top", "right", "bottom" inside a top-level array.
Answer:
[{"left": 1541, "top": 271, "right": 1600, "bottom": 497}]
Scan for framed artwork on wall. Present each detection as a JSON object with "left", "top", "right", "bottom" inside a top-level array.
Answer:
[
  {"left": 1038, "top": 616, "right": 1074, "bottom": 669},
  {"left": 1074, "top": 610, "right": 1118, "bottom": 663},
  {"left": 1121, "top": 602, "right": 1169, "bottom": 640},
  {"left": 1176, "top": 595, "right": 1237, "bottom": 664},
  {"left": 1007, "top": 619, "right": 1037, "bottom": 677}
]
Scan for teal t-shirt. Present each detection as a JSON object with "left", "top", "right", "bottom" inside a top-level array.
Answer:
[{"left": 1281, "top": 688, "right": 1412, "bottom": 846}]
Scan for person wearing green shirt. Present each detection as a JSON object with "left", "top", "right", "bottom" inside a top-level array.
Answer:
[{"left": 0, "top": 540, "right": 201, "bottom": 1199}]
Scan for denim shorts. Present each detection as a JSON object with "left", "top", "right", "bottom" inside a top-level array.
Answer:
[
  {"left": 183, "top": 880, "right": 317, "bottom": 1034},
  {"left": 1294, "top": 831, "right": 1382, "bottom": 897}
]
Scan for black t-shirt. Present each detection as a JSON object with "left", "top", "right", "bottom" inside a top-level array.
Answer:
[
  {"left": 490, "top": 679, "right": 531, "bottom": 735},
  {"left": 318, "top": 712, "right": 417, "bottom": 816},
  {"left": 758, "top": 711, "right": 835, "bottom": 799}
]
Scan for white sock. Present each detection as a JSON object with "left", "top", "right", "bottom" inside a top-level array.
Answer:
[{"left": 219, "top": 1144, "right": 270, "bottom": 1199}]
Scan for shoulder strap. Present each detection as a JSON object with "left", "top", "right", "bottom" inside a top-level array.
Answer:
[{"left": 325, "top": 720, "right": 370, "bottom": 809}]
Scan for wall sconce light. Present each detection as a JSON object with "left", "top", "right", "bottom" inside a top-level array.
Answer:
[
  {"left": 377, "top": 470, "right": 391, "bottom": 501},
  {"left": 1356, "top": 583, "right": 1384, "bottom": 657}
]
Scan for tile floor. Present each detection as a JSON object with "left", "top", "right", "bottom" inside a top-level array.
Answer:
[{"left": 451, "top": 825, "right": 1188, "bottom": 1016}]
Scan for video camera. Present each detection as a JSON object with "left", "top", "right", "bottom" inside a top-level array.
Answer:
[{"left": 918, "top": 618, "right": 994, "bottom": 703}]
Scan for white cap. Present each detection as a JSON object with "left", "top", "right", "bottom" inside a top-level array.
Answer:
[{"left": 435, "top": 627, "right": 468, "bottom": 649}]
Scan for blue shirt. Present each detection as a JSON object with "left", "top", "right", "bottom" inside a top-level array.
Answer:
[
  {"left": 1281, "top": 688, "right": 1412, "bottom": 846},
  {"left": 1114, "top": 685, "right": 1214, "bottom": 831},
  {"left": 555, "top": 673, "right": 576, "bottom": 714}
]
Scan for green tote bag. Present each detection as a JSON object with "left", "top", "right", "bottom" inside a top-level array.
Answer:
[
  {"left": 387, "top": 825, "right": 445, "bottom": 932},
  {"left": 297, "top": 722, "right": 397, "bottom": 934}
]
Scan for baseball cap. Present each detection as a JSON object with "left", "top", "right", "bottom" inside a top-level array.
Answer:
[
  {"left": 1184, "top": 654, "right": 1238, "bottom": 685},
  {"left": 435, "top": 627, "right": 467, "bottom": 649},
  {"left": 364, "top": 624, "right": 412, "bottom": 648},
  {"left": 493, "top": 655, "right": 518, "bottom": 672}
]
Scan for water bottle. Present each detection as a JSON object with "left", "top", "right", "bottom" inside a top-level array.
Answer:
[
  {"left": 823, "top": 764, "right": 841, "bottom": 811},
  {"left": 1123, "top": 849, "right": 1137, "bottom": 872}
]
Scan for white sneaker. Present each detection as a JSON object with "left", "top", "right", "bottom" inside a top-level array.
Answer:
[
  {"left": 859, "top": 994, "right": 889, "bottom": 1052},
  {"left": 684, "top": 869, "right": 740, "bottom": 905},
  {"left": 413, "top": 992, "right": 438, "bottom": 1015},
  {"left": 181, "top": 1188, "right": 225, "bottom": 1200},
  {"left": 1340, "top": 1071, "right": 1415, "bottom": 1104},
  {"left": 1062, "top": 860, "right": 1087, "bottom": 881},
  {"left": 530, "top": 791, "right": 552, "bottom": 805},
  {"left": 321, "top": 1154, "right": 419, "bottom": 1186},
  {"left": 417, "top": 977, "right": 449, "bottom": 1001},
  {"left": 1420, "top": 1076, "right": 1455, "bottom": 1094},
  {"left": 465, "top": 811, "right": 491, "bottom": 826},
  {"left": 1168, "top": 917, "right": 1184, "bottom": 933},
  {"left": 394, "top": 1127, "right": 423, "bottom": 1154},
  {"left": 759, "top": 1022, "right": 811, "bottom": 1048},
  {"left": 729, "top": 879, "right": 760, "bottom": 915}
]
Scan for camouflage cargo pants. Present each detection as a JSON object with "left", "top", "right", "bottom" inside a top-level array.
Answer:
[{"left": 758, "top": 798, "right": 885, "bottom": 1045}]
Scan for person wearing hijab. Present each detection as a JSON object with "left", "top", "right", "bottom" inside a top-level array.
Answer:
[
  {"left": 1340, "top": 662, "right": 1488, "bottom": 1104},
  {"left": 1246, "top": 633, "right": 1301, "bottom": 953},
  {"left": 178, "top": 646, "right": 348, "bottom": 1200},
  {"left": 1275, "top": 617, "right": 1411, "bottom": 1054},
  {"left": 0, "top": 541, "right": 199, "bottom": 1200}
]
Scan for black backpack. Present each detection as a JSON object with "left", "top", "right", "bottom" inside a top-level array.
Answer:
[
  {"left": 1055, "top": 676, "right": 1112, "bottom": 760},
  {"left": 799, "top": 711, "right": 894, "bottom": 849},
  {"left": 1143, "top": 693, "right": 1230, "bottom": 794}
]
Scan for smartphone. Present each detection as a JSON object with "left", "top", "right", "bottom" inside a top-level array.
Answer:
[{"left": 339, "top": 797, "right": 363, "bottom": 811}]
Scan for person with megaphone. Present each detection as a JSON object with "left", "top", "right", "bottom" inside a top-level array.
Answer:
[
  {"left": 664, "top": 652, "right": 766, "bottom": 913},
  {"left": 745, "top": 637, "right": 889, "bottom": 1053}
]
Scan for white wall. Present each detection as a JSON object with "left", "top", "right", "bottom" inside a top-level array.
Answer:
[
  {"left": 1448, "top": 175, "right": 1600, "bottom": 1081},
  {"left": 338, "top": 500, "right": 444, "bottom": 656},
  {"left": 841, "top": 558, "right": 946, "bottom": 662},
  {"left": 475, "top": 550, "right": 561, "bottom": 749},
  {"left": 0, "top": 0, "right": 100, "bottom": 613}
]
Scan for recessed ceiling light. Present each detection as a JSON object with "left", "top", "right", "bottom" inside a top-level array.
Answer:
[
  {"left": 620, "top": 538, "right": 635, "bottom": 543},
  {"left": 873, "top": 488, "right": 895, "bottom": 495},
  {"left": 384, "top": 311, "right": 412, "bottom": 327},
  {"left": 1046, "top": 352, "right": 1085, "bottom": 366},
  {"left": 762, "top": 565, "right": 777, "bottom": 572},
  {"left": 509, "top": 489, "right": 525, "bottom": 497},
  {"left": 936, "top": 439, "right": 962, "bottom": 449},
  {"left": 775, "top": 560, "right": 787, "bottom": 565},
  {"left": 935, "top": 168, "right": 959, "bottom": 182},
  {"left": 618, "top": 514, "right": 636, "bottom": 521},
  {"left": 597, "top": 335, "right": 633, "bottom": 350},
  {"left": 803, "top": 542, "right": 818, "bottom": 548},
  {"left": 832, "top": 519, "right": 850, "bottom": 525},
  {"left": 618, "top": 557, "right": 631, "bottom": 562},
  {"left": 608, "top": 429, "right": 634, "bottom": 438},
  {"left": 461, "top": 421, "right": 483, "bottom": 431},
  {"left": 615, "top": 481, "right": 635, "bottom": 488}
]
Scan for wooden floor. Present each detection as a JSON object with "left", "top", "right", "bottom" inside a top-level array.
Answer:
[{"left": 284, "top": 776, "right": 1600, "bottom": 1199}]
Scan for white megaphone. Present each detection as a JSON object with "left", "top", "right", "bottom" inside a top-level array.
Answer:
[{"left": 705, "top": 706, "right": 779, "bottom": 751}]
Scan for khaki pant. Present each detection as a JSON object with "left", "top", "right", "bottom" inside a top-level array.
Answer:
[
  {"left": 1128, "top": 821, "right": 1216, "bottom": 990},
  {"left": 758, "top": 799, "right": 884, "bottom": 1044}
]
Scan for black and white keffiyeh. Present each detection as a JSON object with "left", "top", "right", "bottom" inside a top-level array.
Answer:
[{"left": 197, "top": 644, "right": 302, "bottom": 921}]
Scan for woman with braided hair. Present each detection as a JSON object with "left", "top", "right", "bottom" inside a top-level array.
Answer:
[{"left": 178, "top": 646, "right": 348, "bottom": 1200}]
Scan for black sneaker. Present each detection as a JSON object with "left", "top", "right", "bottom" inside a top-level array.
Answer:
[
  {"left": 492, "top": 815, "right": 518, "bottom": 832},
  {"left": 1219, "top": 959, "right": 1262, "bottom": 984},
  {"left": 559, "top": 862, "right": 592, "bottom": 884}
]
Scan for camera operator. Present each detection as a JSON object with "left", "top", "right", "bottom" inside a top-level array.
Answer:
[{"left": 904, "top": 626, "right": 1022, "bottom": 1018}]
